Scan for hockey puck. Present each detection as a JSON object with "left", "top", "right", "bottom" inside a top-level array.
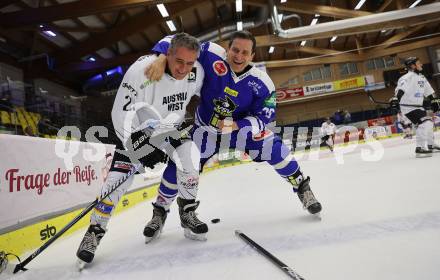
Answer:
[{"left": 211, "top": 218, "right": 220, "bottom": 224}]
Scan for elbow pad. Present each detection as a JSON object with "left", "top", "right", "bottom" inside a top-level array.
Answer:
[{"left": 396, "top": 90, "right": 404, "bottom": 101}]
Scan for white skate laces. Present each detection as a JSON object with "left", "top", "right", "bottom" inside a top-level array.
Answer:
[
  {"left": 301, "top": 190, "right": 319, "bottom": 209},
  {"left": 178, "top": 199, "right": 208, "bottom": 241}
]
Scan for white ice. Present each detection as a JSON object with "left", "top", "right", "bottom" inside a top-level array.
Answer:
[{"left": 2, "top": 135, "right": 440, "bottom": 280}]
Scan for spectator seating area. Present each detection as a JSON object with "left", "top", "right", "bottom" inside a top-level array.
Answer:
[{"left": 0, "top": 106, "right": 58, "bottom": 138}]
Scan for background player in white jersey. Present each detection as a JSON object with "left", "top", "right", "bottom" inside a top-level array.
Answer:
[
  {"left": 390, "top": 57, "right": 440, "bottom": 157},
  {"left": 76, "top": 33, "right": 206, "bottom": 268},
  {"left": 320, "top": 117, "right": 336, "bottom": 152},
  {"left": 397, "top": 111, "right": 412, "bottom": 139}
]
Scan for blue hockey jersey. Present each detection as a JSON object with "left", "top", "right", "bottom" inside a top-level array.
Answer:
[{"left": 153, "top": 37, "right": 276, "bottom": 134}]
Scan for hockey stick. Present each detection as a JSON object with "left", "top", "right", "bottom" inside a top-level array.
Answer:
[
  {"left": 12, "top": 120, "right": 188, "bottom": 273},
  {"left": 366, "top": 90, "right": 424, "bottom": 108},
  {"left": 235, "top": 230, "right": 305, "bottom": 280},
  {"left": 13, "top": 163, "right": 142, "bottom": 274}
]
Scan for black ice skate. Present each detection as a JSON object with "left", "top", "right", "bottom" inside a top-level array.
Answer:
[
  {"left": 76, "top": 224, "right": 106, "bottom": 270},
  {"left": 143, "top": 204, "right": 168, "bottom": 243},
  {"left": 177, "top": 197, "right": 208, "bottom": 241},
  {"left": 297, "top": 177, "right": 322, "bottom": 215},
  {"left": 415, "top": 147, "right": 433, "bottom": 158},
  {"left": 428, "top": 145, "right": 440, "bottom": 153}
]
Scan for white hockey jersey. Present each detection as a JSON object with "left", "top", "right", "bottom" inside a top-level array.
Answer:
[
  {"left": 111, "top": 54, "right": 204, "bottom": 145},
  {"left": 395, "top": 71, "right": 434, "bottom": 114},
  {"left": 321, "top": 122, "right": 336, "bottom": 136}
]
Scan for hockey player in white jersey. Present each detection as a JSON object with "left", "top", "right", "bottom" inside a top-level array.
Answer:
[
  {"left": 390, "top": 57, "right": 440, "bottom": 157},
  {"left": 76, "top": 33, "right": 206, "bottom": 268},
  {"left": 321, "top": 117, "right": 336, "bottom": 152}
]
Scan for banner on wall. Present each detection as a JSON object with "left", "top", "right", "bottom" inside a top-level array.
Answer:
[
  {"left": 333, "top": 76, "right": 366, "bottom": 91},
  {"left": 276, "top": 87, "right": 304, "bottom": 101},
  {"left": 364, "top": 126, "right": 389, "bottom": 138},
  {"left": 0, "top": 134, "right": 116, "bottom": 230},
  {"left": 367, "top": 116, "right": 394, "bottom": 127},
  {"left": 0, "top": 135, "right": 166, "bottom": 231},
  {"left": 303, "top": 82, "right": 333, "bottom": 96}
]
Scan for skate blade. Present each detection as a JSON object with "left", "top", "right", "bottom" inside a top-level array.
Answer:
[
  {"left": 312, "top": 213, "right": 322, "bottom": 220},
  {"left": 76, "top": 259, "right": 87, "bottom": 271},
  {"left": 145, "top": 228, "right": 163, "bottom": 244},
  {"left": 416, "top": 153, "right": 433, "bottom": 158},
  {"left": 183, "top": 228, "right": 207, "bottom": 241}
]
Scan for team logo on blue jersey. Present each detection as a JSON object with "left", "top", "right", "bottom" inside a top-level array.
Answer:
[
  {"left": 213, "top": 60, "right": 228, "bottom": 76},
  {"left": 213, "top": 96, "right": 237, "bottom": 117},
  {"left": 209, "top": 96, "right": 238, "bottom": 127}
]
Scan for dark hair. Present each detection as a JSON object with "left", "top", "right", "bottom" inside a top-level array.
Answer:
[
  {"left": 228, "top": 30, "right": 256, "bottom": 54},
  {"left": 170, "top": 32, "right": 200, "bottom": 55}
]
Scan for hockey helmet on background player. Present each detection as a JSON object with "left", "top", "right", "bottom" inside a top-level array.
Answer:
[{"left": 404, "top": 57, "right": 419, "bottom": 68}]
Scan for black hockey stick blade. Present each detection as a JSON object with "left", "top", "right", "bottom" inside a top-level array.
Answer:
[
  {"left": 13, "top": 200, "right": 98, "bottom": 273},
  {"left": 366, "top": 90, "right": 423, "bottom": 108},
  {"left": 235, "top": 230, "right": 305, "bottom": 280},
  {"left": 13, "top": 263, "right": 27, "bottom": 274}
]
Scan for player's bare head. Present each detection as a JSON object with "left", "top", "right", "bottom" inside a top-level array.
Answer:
[
  {"left": 228, "top": 31, "right": 256, "bottom": 54},
  {"left": 167, "top": 33, "right": 200, "bottom": 80},
  {"left": 169, "top": 33, "right": 200, "bottom": 55},
  {"left": 226, "top": 30, "right": 256, "bottom": 73}
]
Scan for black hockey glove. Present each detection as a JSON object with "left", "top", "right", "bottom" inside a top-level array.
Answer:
[
  {"left": 431, "top": 97, "right": 440, "bottom": 113},
  {"left": 128, "top": 130, "right": 168, "bottom": 169},
  {"left": 389, "top": 96, "right": 400, "bottom": 112},
  {"left": 167, "top": 121, "right": 194, "bottom": 149}
]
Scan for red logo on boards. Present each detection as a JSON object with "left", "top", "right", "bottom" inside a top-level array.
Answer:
[{"left": 213, "top": 60, "right": 228, "bottom": 76}]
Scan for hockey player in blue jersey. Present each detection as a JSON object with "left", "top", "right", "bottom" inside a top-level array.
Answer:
[{"left": 143, "top": 31, "right": 322, "bottom": 241}]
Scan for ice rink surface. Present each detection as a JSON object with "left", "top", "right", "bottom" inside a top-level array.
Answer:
[{"left": 3, "top": 134, "right": 440, "bottom": 280}]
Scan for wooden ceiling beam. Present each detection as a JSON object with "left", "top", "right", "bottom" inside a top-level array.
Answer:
[
  {"left": 286, "top": 46, "right": 341, "bottom": 56},
  {"left": 395, "top": 0, "right": 404, "bottom": 10},
  {"left": 354, "top": 35, "right": 363, "bottom": 54},
  {"left": 377, "top": 0, "right": 394, "bottom": 12},
  {"left": 0, "top": 0, "right": 179, "bottom": 28},
  {"left": 94, "top": 11, "right": 135, "bottom": 55},
  {"left": 0, "top": 0, "right": 16, "bottom": 9},
  {"left": 52, "top": 0, "right": 204, "bottom": 66},
  {"left": 365, "top": 36, "right": 440, "bottom": 58},
  {"left": 14, "top": 26, "right": 108, "bottom": 33},
  {"left": 370, "top": 25, "right": 424, "bottom": 52},
  {"left": 246, "top": 0, "right": 371, "bottom": 19},
  {"left": 265, "top": 36, "right": 440, "bottom": 68},
  {"left": 194, "top": 8, "right": 204, "bottom": 34}
]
